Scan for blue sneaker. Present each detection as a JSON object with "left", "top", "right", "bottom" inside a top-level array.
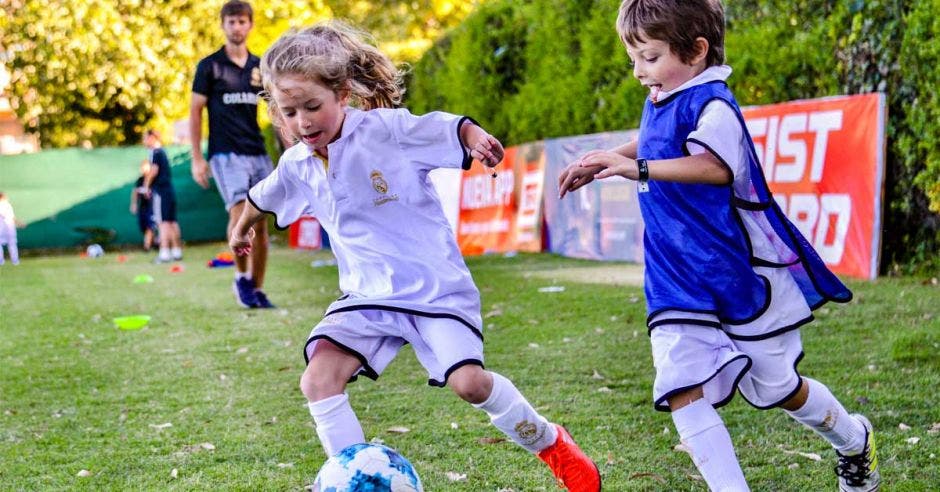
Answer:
[
  {"left": 233, "top": 277, "right": 259, "bottom": 308},
  {"left": 254, "top": 290, "right": 275, "bottom": 309}
]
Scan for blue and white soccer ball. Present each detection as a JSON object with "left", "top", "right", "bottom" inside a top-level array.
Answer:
[
  {"left": 312, "top": 443, "right": 423, "bottom": 492},
  {"left": 86, "top": 243, "right": 104, "bottom": 258}
]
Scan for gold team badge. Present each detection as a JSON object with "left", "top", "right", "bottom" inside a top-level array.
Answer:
[
  {"left": 370, "top": 170, "right": 398, "bottom": 206},
  {"left": 250, "top": 67, "right": 262, "bottom": 87},
  {"left": 514, "top": 420, "right": 541, "bottom": 444},
  {"left": 371, "top": 170, "right": 389, "bottom": 194}
]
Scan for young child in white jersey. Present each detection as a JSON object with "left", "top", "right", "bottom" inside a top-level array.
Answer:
[
  {"left": 0, "top": 192, "right": 21, "bottom": 265},
  {"left": 559, "top": 1, "right": 878, "bottom": 491},
  {"left": 229, "top": 21, "right": 601, "bottom": 491}
]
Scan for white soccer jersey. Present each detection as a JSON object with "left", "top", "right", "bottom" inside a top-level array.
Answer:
[
  {"left": 249, "top": 107, "right": 483, "bottom": 333},
  {"left": 0, "top": 200, "right": 16, "bottom": 244}
]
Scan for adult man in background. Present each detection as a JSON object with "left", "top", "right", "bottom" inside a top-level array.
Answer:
[{"left": 190, "top": 0, "right": 275, "bottom": 308}]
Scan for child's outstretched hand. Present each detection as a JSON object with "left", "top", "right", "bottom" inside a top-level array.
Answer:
[
  {"left": 229, "top": 228, "right": 255, "bottom": 257},
  {"left": 558, "top": 162, "right": 600, "bottom": 199},
  {"left": 469, "top": 133, "right": 504, "bottom": 169},
  {"left": 578, "top": 150, "right": 636, "bottom": 180},
  {"left": 559, "top": 150, "right": 634, "bottom": 199}
]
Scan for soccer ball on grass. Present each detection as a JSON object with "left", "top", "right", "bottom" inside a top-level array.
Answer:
[
  {"left": 312, "top": 443, "right": 423, "bottom": 492},
  {"left": 86, "top": 243, "right": 105, "bottom": 258}
]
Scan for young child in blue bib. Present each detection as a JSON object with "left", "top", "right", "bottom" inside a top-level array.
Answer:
[
  {"left": 229, "top": 21, "right": 600, "bottom": 491},
  {"left": 559, "top": 1, "right": 879, "bottom": 490}
]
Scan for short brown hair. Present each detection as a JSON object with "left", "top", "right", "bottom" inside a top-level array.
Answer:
[
  {"left": 221, "top": 0, "right": 253, "bottom": 22},
  {"left": 616, "top": 0, "right": 725, "bottom": 66}
]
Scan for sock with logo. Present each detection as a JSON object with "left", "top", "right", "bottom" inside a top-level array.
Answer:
[
  {"left": 472, "top": 372, "right": 558, "bottom": 453},
  {"left": 784, "top": 378, "right": 866, "bottom": 455}
]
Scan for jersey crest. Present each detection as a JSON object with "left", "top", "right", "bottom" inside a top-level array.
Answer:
[
  {"left": 370, "top": 170, "right": 398, "bottom": 206},
  {"left": 370, "top": 170, "right": 389, "bottom": 194}
]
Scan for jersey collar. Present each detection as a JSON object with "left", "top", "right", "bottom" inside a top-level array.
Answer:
[{"left": 654, "top": 65, "right": 732, "bottom": 103}]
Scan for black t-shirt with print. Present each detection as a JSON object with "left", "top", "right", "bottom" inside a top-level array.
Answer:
[{"left": 192, "top": 48, "right": 267, "bottom": 158}]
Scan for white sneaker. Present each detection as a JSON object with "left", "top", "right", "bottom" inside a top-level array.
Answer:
[{"left": 836, "top": 414, "right": 880, "bottom": 492}]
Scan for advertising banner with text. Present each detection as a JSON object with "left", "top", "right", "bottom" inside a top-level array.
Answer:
[
  {"left": 457, "top": 142, "right": 546, "bottom": 255},
  {"left": 542, "top": 130, "right": 644, "bottom": 262},
  {"left": 451, "top": 93, "right": 884, "bottom": 279},
  {"left": 742, "top": 93, "right": 886, "bottom": 279}
]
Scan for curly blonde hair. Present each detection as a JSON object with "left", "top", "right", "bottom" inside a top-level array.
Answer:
[{"left": 260, "top": 20, "right": 404, "bottom": 125}]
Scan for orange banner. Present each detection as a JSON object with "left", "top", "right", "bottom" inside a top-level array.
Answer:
[
  {"left": 742, "top": 93, "right": 886, "bottom": 279},
  {"left": 453, "top": 94, "right": 885, "bottom": 278},
  {"left": 457, "top": 142, "right": 545, "bottom": 255}
]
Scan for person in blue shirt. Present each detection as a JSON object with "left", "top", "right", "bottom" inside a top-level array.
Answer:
[
  {"left": 142, "top": 129, "right": 183, "bottom": 262},
  {"left": 129, "top": 159, "right": 158, "bottom": 251},
  {"left": 559, "top": 1, "right": 878, "bottom": 491}
]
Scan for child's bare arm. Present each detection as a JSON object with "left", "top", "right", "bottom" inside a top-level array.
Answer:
[
  {"left": 580, "top": 151, "right": 731, "bottom": 185},
  {"left": 141, "top": 161, "right": 157, "bottom": 189},
  {"left": 229, "top": 201, "right": 266, "bottom": 256},
  {"left": 646, "top": 153, "right": 731, "bottom": 184},
  {"left": 610, "top": 140, "right": 638, "bottom": 159},
  {"left": 129, "top": 188, "right": 138, "bottom": 213}
]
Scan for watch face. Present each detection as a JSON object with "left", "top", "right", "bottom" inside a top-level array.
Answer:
[{"left": 637, "top": 158, "right": 649, "bottom": 193}]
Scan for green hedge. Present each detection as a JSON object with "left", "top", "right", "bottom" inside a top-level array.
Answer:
[{"left": 406, "top": 0, "right": 939, "bottom": 274}]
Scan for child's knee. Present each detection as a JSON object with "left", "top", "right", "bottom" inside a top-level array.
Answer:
[
  {"left": 299, "top": 366, "right": 348, "bottom": 401},
  {"left": 447, "top": 365, "right": 491, "bottom": 404},
  {"left": 300, "top": 340, "right": 362, "bottom": 400}
]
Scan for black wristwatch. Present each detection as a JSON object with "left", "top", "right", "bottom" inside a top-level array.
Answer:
[{"left": 637, "top": 158, "right": 649, "bottom": 193}]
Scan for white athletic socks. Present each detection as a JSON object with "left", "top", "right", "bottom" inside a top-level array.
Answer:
[
  {"left": 472, "top": 372, "right": 558, "bottom": 453},
  {"left": 309, "top": 374, "right": 560, "bottom": 458},
  {"left": 672, "top": 399, "right": 750, "bottom": 492},
  {"left": 157, "top": 247, "right": 171, "bottom": 262},
  {"left": 785, "top": 378, "right": 866, "bottom": 455},
  {"left": 307, "top": 393, "right": 365, "bottom": 457},
  {"left": 235, "top": 271, "right": 250, "bottom": 281}
]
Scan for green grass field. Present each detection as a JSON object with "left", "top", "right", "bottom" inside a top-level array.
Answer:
[{"left": 1, "top": 243, "right": 937, "bottom": 491}]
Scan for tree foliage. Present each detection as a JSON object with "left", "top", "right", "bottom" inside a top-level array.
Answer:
[
  {"left": 0, "top": 0, "right": 479, "bottom": 148},
  {"left": 1, "top": 0, "right": 215, "bottom": 147}
]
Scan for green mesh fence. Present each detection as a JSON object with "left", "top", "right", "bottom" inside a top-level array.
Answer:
[{"left": 0, "top": 145, "right": 228, "bottom": 249}]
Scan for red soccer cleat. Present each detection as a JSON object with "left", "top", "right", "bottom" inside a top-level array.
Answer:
[{"left": 537, "top": 424, "right": 601, "bottom": 492}]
